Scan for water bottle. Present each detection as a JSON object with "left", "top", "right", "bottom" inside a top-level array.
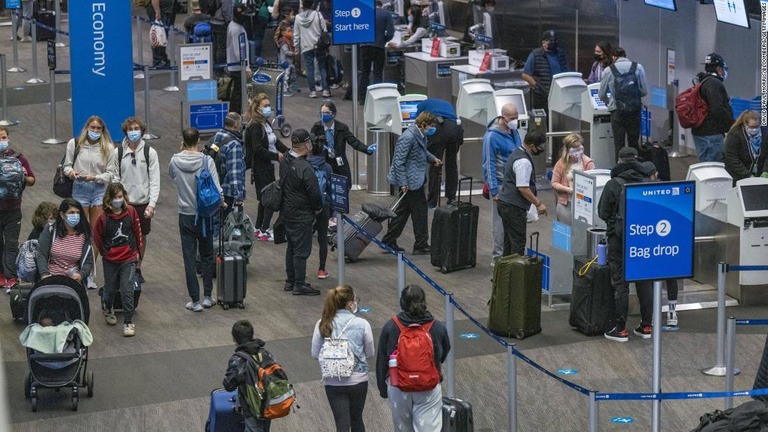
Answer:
[
  {"left": 67, "top": 267, "right": 79, "bottom": 278},
  {"left": 388, "top": 352, "right": 399, "bottom": 387},
  {"left": 597, "top": 241, "right": 608, "bottom": 266}
]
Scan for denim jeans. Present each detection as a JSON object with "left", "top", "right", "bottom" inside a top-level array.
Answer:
[
  {"left": 178, "top": 214, "right": 214, "bottom": 302},
  {"left": 692, "top": 134, "right": 725, "bottom": 163},
  {"left": 302, "top": 49, "right": 329, "bottom": 92},
  {"left": 324, "top": 382, "right": 368, "bottom": 432}
]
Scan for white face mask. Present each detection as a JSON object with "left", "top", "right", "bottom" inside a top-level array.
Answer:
[
  {"left": 568, "top": 148, "right": 584, "bottom": 159},
  {"left": 349, "top": 301, "right": 358, "bottom": 314},
  {"left": 506, "top": 119, "right": 518, "bottom": 131},
  {"left": 746, "top": 127, "right": 760, "bottom": 136}
]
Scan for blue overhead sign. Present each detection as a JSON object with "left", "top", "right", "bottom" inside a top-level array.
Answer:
[
  {"left": 623, "top": 181, "right": 695, "bottom": 282},
  {"left": 331, "top": 0, "right": 375, "bottom": 45},
  {"left": 5, "top": 0, "right": 20, "bottom": 9}
]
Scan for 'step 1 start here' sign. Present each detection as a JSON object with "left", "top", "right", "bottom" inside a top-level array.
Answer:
[
  {"left": 331, "top": 0, "right": 375, "bottom": 45},
  {"left": 623, "top": 181, "right": 695, "bottom": 282}
]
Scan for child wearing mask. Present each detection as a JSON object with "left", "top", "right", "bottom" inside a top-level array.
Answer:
[{"left": 274, "top": 7, "right": 299, "bottom": 96}]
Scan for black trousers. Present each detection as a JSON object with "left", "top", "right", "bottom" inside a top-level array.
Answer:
[
  {"left": 427, "top": 141, "right": 459, "bottom": 207},
  {"left": 0, "top": 209, "right": 22, "bottom": 279},
  {"left": 382, "top": 186, "right": 428, "bottom": 250},
  {"left": 607, "top": 235, "right": 653, "bottom": 330},
  {"left": 324, "top": 382, "right": 368, "bottom": 432},
  {"left": 497, "top": 202, "right": 527, "bottom": 256},
  {"left": 145, "top": 5, "right": 175, "bottom": 66},
  {"left": 212, "top": 23, "right": 228, "bottom": 76},
  {"left": 359, "top": 46, "right": 385, "bottom": 99},
  {"left": 315, "top": 206, "right": 330, "bottom": 271},
  {"left": 229, "top": 71, "right": 243, "bottom": 114},
  {"left": 285, "top": 220, "right": 313, "bottom": 288},
  {"left": 610, "top": 110, "right": 641, "bottom": 162}
]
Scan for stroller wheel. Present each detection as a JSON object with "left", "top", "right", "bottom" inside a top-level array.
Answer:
[
  {"left": 71, "top": 395, "right": 78, "bottom": 411},
  {"left": 30, "top": 393, "right": 38, "bottom": 412},
  {"left": 280, "top": 123, "right": 292, "bottom": 138},
  {"left": 24, "top": 373, "right": 31, "bottom": 399},
  {"left": 86, "top": 372, "right": 94, "bottom": 397}
]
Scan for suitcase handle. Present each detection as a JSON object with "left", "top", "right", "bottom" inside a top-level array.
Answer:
[
  {"left": 390, "top": 190, "right": 406, "bottom": 212},
  {"left": 457, "top": 176, "right": 473, "bottom": 205},
  {"left": 528, "top": 231, "right": 539, "bottom": 256}
]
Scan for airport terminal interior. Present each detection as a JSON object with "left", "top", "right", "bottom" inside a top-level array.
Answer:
[{"left": 0, "top": 0, "right": 766, "bottom": 430}]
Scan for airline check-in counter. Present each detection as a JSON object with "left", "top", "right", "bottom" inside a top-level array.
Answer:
[
  {"left": 580, "top": 83, "right": 614, "bottom": 169},
  {"left": 548, "top": 72, "right": 587, "bottom": 166},
  {"left": 404, "top": 49, "right": 468, "bottom": 102},
  {"left": 364, "top": 84, "right": 402, "bottom": 195}
]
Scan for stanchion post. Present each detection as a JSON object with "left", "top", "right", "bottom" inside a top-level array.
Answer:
[
  {"left": 26, "top": 22, "right": 45, "bottom": 84},
  {"left": 397, "top": 252, "right": 405, "bottom": 310},
  {"left": 240, "top": 60, "right": 247, "bottom": 115},
  {"left": 54, "top": 0, "right": 65, "bottom": 47},
  {"left": 507, "top": 344, "right": 518, "bottom": 432},
  {"left": 142, "top": 65, "right": 160, "bottom": 140},
  {"left": 350, "top": 44, "right": 362, "bottom": 190},
  {"left": 134, "top": 16, "right": 145, "bottom": 79},
  {"left": 8, "top": 12, "right": 25, "bottom": 73},
  {"left": 337, "top": 214, "right": 345, "bottom": 285},
  {"left": 444, "top": 293, "right": 455, "bottom": 398},
  {"left": 589, "top": 391, "right": 599, "bottom": 432},
  {"left": 652, "top": 280, "right": 662, "bottom": 432},
  {"left": 702, "top": 262, "right": 739, "bottom": 376},
  {"left": 0, "top": 55, "right": 19, "bottom": 126},
  {"left": 163, "top": 27, "right": 179, "bottom": 92},
  {"left": 42, "top": 69, "right": 64, "bottom": 144},
  {"left": 725, "top": 317, "right": 736, "bottom": 410}
]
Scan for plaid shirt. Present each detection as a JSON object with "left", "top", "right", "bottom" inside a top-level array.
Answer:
[{"left": 216, "top": 130, "right": 246, "bottom": 201}]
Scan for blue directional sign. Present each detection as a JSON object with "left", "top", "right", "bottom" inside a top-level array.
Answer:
[
  {"left": 459, "top": 333, "right": 480, "bottom": 339},
  {"left": 331, "top": 0, "right": 375, "bottom": 45},
  {"left": 189, "top": 102, "right": 228, "bottom": 133},
  {"left": 5, "top": 0, "right": 20, "bottom": 9},
  {"left": 330, "top": 173, "right": 350, "bottom": 214},
  {"left": 623, "top": 181, "right": 695, "bottom": 282}
]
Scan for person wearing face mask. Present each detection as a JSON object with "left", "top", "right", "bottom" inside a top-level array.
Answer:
[
  {"left": 386, "top": 6, "right": 428, "bottom": 49},
  {"left": 280, "top": 129, "right": 323, "bottom": 296},
  {"left": 522, "top": 30, "right": 570, "bottom": 115},
  {"left": 382, "top": 112, "right": 443, "bottom": 255},
  {"left": 586, "top": 41, "right": 613, "bottom": 84},
  {"left": 482, "top": 103, "right": 522, "bottom": 265},
  {"left": 115, "top": 117, "right": 160, "bottom": 284},
  {"left": 226, "top": 3, "right": 253, "bottom": 114},
  {"left": 0, "top": 126, "right": 35, "bottom": 291},
  {"left": 311, "top": 285, "right": 375, "bottom": 432},
  {"left": 63, "top": 115, "right": 119, "bottom": 290},
  {"left": 724, "top": 110, "right": 768, "bottom": 184},
  {"left": 310, "top": 102, "right": 374, "bottom": 188},
  {"left": 92, "top": 183, "right": 143, "bottom": 338},
  {"left": 551, "top": 133, "right": 595, "bottom": 225},
  {"left": 245, "top": 94, "right": 289, "bottom": 241},
  {"left": 36, "top": 199, "right": 94, "bottom": 290},
  {"left": 27, "top": 202, "right": 58, "bottom": 242},
  {"left": 691, "top": 53, "right": 734, "bottom": 163},
  {"left": 497, "top": 131, "right": 547, "bottom": 256}
]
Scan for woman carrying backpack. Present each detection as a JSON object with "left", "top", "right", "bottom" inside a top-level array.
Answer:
[
  {"left": 311, "top": 285, "right": 374, "bottom": 432},
  {"left": 307, "top": 139, "right": 333, "bottom": 279},
  {"left": 376, "top": 285, "right": 451, "bottom": 432}
]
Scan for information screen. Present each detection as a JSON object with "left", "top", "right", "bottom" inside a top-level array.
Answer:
[
  {"left": 713, "top": 0, "right": 751, "bottom": 28},
  {"left": 399, "top": 101, "right": 420, "bottom": 122},
  {"left": 741, "top": 185, "right": 768, "bottom": 211},
  {"left": 644, "top": 0, "right": 677, "bottom": 11}
]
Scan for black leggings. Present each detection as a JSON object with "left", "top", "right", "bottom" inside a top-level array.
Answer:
[
  {"left": 315, "top": 206, "right": 330, "bottom": 271},
  {"left": 324, "top": 382, "right": 368, "bottom": 432},
  {"left": 255, "top": 201, "right": 274, "bottom": 232}
]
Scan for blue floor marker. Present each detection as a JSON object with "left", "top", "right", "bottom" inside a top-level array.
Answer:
[
  {"left": 662, "top": 325, "right": 680, "bottom": 332},
  {"left": 459, "top": 333, "right": 480, "bottom": 340},
  {"left": 358, "top": 307, "right": 371, "bottom": 313},
  {"left": 556, "top": 369, "right": 579, "bottom": 376},
  {"left": 611, "top": 417, "right": 635, "bottom": 424}
]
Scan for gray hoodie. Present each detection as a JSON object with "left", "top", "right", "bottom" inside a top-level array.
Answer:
[
  {"left": 293, "top": 9, "right": 325, "bottom": 54},
  {"left": 168, "top": 151, "right": 222, "bottom": 216}
]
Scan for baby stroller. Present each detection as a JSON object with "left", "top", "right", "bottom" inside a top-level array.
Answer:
[{"left": 22, "top": 275, "right": 93, "bottom": 412}]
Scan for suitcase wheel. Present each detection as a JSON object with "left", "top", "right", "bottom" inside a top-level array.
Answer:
[
  {"left": 441, "top": 267, "right": 448, "bottom": 274},
  {"left": 238, "top": 303, "right": 245, "bottom": 309},
  {"left": 514, "top": 330, "right": 526, "bottom": 339},
  {"left": 222, "top": 304, "right": 230, "bottom": 310}
]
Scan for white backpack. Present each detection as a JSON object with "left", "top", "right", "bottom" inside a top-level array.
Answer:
[{"left": 318, "top": 319, "right": 356, "bottom": 379}]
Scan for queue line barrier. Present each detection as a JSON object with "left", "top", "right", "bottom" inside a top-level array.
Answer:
[{"left": 339, "top": 214, "right": 768, "bottom": 431}]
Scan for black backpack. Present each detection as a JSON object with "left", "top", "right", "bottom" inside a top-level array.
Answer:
[
  {"left": 117, "top": 144, "right": 152, "bottom": 179},
  {"left": 610, "top": 62, "right": 642, "bottom": 114}
]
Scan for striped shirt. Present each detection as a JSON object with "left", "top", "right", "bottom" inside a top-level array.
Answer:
[{"left": 48, "top": 233, "right": 85, "bottom": 277}]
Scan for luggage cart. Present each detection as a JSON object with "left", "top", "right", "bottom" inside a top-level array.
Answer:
[{"left": 251, "top": 58, "right": 292, "bottom": 138}]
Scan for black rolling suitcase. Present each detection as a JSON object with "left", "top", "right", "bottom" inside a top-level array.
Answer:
[
  {"left": 330, "top": 193, "right": 403, "bottom": 261},
  {"left": 442, "top": 396, "right": 474, "bottom": 431},
  {"left": 216, "top": 209, "right": 247, "bottom": 310},
  {"left": 33, "top": 7, "right": 56, "bottom": 42},
  {"left": 9, "top": 282, "right": 33, "bottom": 323},
  {"left": 205, "top": 388, "right": 244, "bottom": 432},
  {"left": 488, "top": 233, "right": 543, "bottom": 339},
  {"left": 99, "top": 272, "right": 142, "bottom": 312},
  {"left": 431, "top": 177, "right": 479, "bottom": 273},
  {"left": 569, "top": 258, "right": 615, "bottom": 336}
]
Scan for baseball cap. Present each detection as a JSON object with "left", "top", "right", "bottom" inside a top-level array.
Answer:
[
  {"left": 541, "top": 30, "right": 558, "bottom": 42},
  {"left": 639, "top": 161, "right": 658, "bottom": 177},
  {"left": 618, "top": 146, "right": 638, "bottom": 162},
  {"left": 291, "top": 129, "right": 311, "bottom": 146},
  {"left": 704, "top": 53, "right": 726, "bottom": 68}
]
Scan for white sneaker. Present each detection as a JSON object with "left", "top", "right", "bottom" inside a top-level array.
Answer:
[
  {"left": 264, "top": 228, "right": 274, "bottom": 242},
  {"left": 202, "top": 297, "right": 214, "bottom": 308},
  {"left": 185, "top": 301, "right": 203, "bottom": 312},
  {"left": 123, "top": 323, "right": 135, "bottom": 337},
  {"left": 20, "top": 36, "right": 31, "bottom": 42},
  {"left": 86, "top": 274, "right": 97, "bottom": 290},
  {"left": 254, "top": 229, "right": 262, "bottom": 238},
  {"left": 309, "top": 91, "right": 317, "bottom": 98},
  {"left": 666, "top": 310, "right": 678, "bottom": 327},
  {"left": 322, "top": 90, "right": 331, "bottom": 98}
]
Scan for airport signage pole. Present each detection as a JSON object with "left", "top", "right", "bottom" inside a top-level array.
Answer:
[
  {"left": 623, "top": 180, "right": 695, "bottom": 432},
  {"left": 761, "top": 0, "right": 767, "bottom": 127}
]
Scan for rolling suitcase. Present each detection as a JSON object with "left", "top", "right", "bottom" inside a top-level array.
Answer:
[
  {"left": 217, "top": 209, "right": 247, "bottom": 310},
  {"left": 9, "top": 282, "right": 33, "bottom": 323},
  {"left": 99, "top": 272, "right": 142, "bottom": 312},
  {"left": 431, "top": 177, "right": 479, "bottom": 273},
  {"left": 330, "top": 193, "right": 403, "bottom": 261},
  {"left": 442, "top": 396, "right": 474, "bottom": 432},
  {"left": 488, "top": 233, "right": 543, "bottom": 339},
  {"left": 33, "top": 9, "right": 56, "bottom": 41},
  {"left": 569, "top": 258, "right": 615, "bottom": 336},
  {"left": 205, "top": 388, "right": 244, "bottom": 432}
]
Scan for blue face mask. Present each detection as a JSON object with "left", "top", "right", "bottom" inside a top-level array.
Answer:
[
  {"left": 321, "top": 113, "right": 333, "bottom": 123},
  {"left": 127, "top": 130, "right": 142, "bottom": 142},
  {"left": 261, "top": 107, "right": 272, "bottom": 118},
  {"left": 87, "top": 131, "right": 101, "bottom": 141},
  {"left": 0, "top": 140, "right": 8, "bottom": 153},
  {"left": 65, "top": 213, "right": 80, "bottom": 227},
  {"left": 424, "top": 126, "right": 437, "bottom": 137}
]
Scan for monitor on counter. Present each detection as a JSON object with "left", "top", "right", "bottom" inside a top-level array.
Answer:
[
  {"left": 713, "top": 0, "right": 750, "bottom": 28},
  {"left": 741, "top": 184, "right": 768, "bottom": 212},
  {"left": 399, "top": 100, "right": 420, "bottom": 123},
  {"left": 644, "top": 0, "right": 677, "bottom": 11}
]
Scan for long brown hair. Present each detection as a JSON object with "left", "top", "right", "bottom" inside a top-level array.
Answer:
[
  {"left": 319, "top": 285, "right": 355, "bottom": 338},
  {"left": 102, "top": 182, "right": 130, "bottom": 212},
  {"left": 729, "top": 110, "right": 759, "bottom": 134},
  {"left": 248, "top": 93, "right": 270, "bottom": 126}
]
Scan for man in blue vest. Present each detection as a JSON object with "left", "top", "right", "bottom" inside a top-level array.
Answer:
[{"left": 522, "top": 30, "right": 570, "bottom": 115}]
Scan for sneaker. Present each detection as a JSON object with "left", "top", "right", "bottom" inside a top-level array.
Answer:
[
  {"left": 634, "top": 324, "right": 652, "bottom": 339},
  {"left": 254, "top": 228, "right": 262, "bottom": 237},
  {"left": 317, "top": 269, "right": 330, "bottom": 279},
  {"left": 412, "top": 246, "right": 431, "bottom": 255},
  {"left": 20, "top": 36, "right": 31, "bottom": 42},
  {"left": 5, "top": 288, "right": 10, "bottom": 295},
  {"left": 322, "top": 90, "right": 331, "bottom": 98},
  {"left": 329, "top": 83, "right": 340, "bottom": 89},
  {"left": 5, "top": 277, "right": 18, "bottom": 290},
  {"left": 284, "top": 281, "right": 295, "bottom": 291},
  {"left": 263, "top": 228, "right": 274, "bottom": 242},
  {"left": 604, "top": 327, "right": 629, "bottom": 342},
  {"left": 309, "top": 91, "right": 317, "bottom": 98},
  {"left": 104, "top": 310, "right": 117, "bottom": 326},
  {"left": 123, "top": 323, "right": 135, "bottom": 337},
  {"left": 185, "top": 301, "right": 204, "bottom": 312},
  {"left": 86, "top": 274, "right": 97, "bottom": 290},
  {"left": 202, "top": 297, "right": 215, "bottom": 308},
  {"left": 135, "top": 269, "right": 145, "bottom": 284},
  {"left": 666, "top": 310, "right": 678, "bottom": 327},
  {"left": 293, "top": 283, "right": 321, "bottom": 296}
]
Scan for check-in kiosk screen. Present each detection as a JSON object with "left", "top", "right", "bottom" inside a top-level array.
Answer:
[
  {"left": 741, "top": 185, "right": 768, "bottom": 211},
  {"left": 495, "top": 94, "right": 525, "bottom": 117},
  {"left": 400, "top": 101, "right": 420, "bottom": 123}
]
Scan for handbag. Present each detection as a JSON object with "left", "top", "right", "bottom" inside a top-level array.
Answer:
[
  {"left": 53, "top": 144, "right": 79, "bottom": 198},
  {"left": 315, "top": 11, "right": 331, "bottom": 50}
]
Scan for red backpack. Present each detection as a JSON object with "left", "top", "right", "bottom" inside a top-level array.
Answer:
[
  {"left": 392, "top": 316, "right": 440, "bottom": 392},
  {"left": 675, "top": 77, "right": 712, "bottom": 129}
]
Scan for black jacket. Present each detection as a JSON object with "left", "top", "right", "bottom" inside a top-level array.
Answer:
[
  {"left": 279, "top": 151, "right": 322, "bottom": 223},
  {"left": 598, "top": 161, "right": 646, "bottom": 238},
  {"left": 223, "top": 339, "right": 266, "bottom": 419},
  {"left": 724, "top": 127, "right": 768, "bottom": 184},
  {"left": 310, "top": 121, "right": 368, "bottom": 186},
  {"left": 692, "top": 73, "right": 734, "bottom": 137},
  {"left": 245, "top": 121, "right": 289, "bottom": 197},
  {"left": 375, "top": 311, "right": 451, "bottom": 399}
]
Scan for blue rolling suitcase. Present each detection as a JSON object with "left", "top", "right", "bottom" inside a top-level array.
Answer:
[{"left": 205, "top": 388, "right": 244, "bottom": 432}]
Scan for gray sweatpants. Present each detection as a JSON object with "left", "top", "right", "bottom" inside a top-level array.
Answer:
[
  {"left": 491, "top": 199, "right": 503, "bottom": 260},
  {"left": 102, "top": 260, "right": 136, "bottom": 324},
  {"left": 387, "top": 383, "right": 442, "bottom": 432}
]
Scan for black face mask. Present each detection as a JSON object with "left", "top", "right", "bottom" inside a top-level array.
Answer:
[
  {"left": 594, "top": 54, "right": 603, "bottom": 62},
  {"left": 547, "top": 42, "right": 558, "bottom": 51}
]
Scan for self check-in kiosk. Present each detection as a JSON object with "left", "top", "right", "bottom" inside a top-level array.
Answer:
[
  {"left": 456, "top": 79, "right": 494, "bottom": 182},
  {"left": 548, "top": 72, "right": 587, "bottom": 165},
  {"left": 395, "top": 93, "right": 428, "bottom": 135},
  {"left": 364, "top": 84, "right": 401, "bottom": 195},
  {"left": 726, "top": 177, "right": 768, "bottom": 304},
  {"left": 580, "top": 83, "right": 614, "bottom": 169}
]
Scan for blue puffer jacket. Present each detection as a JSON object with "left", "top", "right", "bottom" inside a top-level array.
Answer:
[{"left": 387, "top": 124, "right": 436, "bottom": 190}]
